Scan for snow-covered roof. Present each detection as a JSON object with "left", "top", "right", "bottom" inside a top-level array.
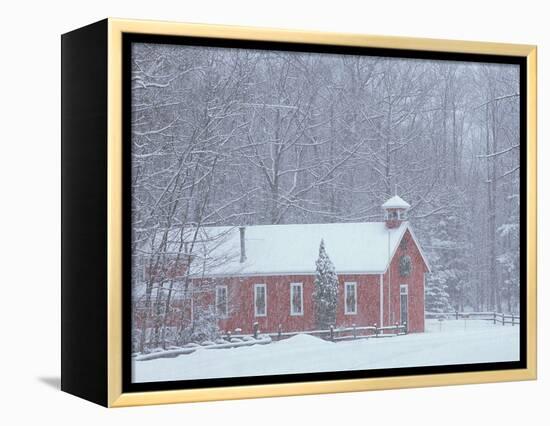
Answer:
[
  {"left": 145, "top": 221, "right": 426, "bottom": 276},
  {"left": 382, "top": 195, "right": 411, "bottom": 209}
]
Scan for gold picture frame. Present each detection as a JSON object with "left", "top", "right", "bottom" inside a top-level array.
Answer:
[{"left": 61, "top": 18, "right": 537, "bottom": 407}]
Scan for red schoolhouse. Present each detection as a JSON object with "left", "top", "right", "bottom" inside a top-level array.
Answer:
[{"left": 137, "top": 195, "right": 430, "bottom": 336}]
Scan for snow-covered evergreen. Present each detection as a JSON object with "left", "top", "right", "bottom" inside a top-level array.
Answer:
[
  {"left": 313, "top": 239, "right": 339, "bottom": 329},
  {"left": 425, "top": 215, "right": 468, "bottom": 312},
  {"left": 425, "top": 270, "right": 452, "bottom": 313}
]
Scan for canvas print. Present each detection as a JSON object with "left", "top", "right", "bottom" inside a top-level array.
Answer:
[{"left": 129, "top": 41, "right": 521, "bottom": 383}]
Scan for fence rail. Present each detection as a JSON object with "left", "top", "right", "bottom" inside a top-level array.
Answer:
[
  {"left": 425, "top": 311, "right": 520, "bottom": 326},
  {"left": 228, "top": 321, "right": 407, "bottom": 342}
]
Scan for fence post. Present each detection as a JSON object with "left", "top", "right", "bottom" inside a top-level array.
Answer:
[
  {"left": 395, "top": 322, "right": 399, "bottom": 335},
  {"left": 277, "top": 324, "right": 282, "bottom": 341},
  {"left": 352, "top": 323, "right": 357, "bottom": 339},
  {"left": 511, "top": 314, "right": 515, "bottom": 326},
  {"left": 374, "top": 323, "right": 379, "bottom": 338},
  {"left": 404, "top": 321, "right": 408, "bottom": 335},
  {"left": 330, "top": 325, "right": 334, "bottom": 341},
  {"left": 493, "top": 312, "right": 496, "bottom": 325},
  {"left": 503, "top": 314, "right": 505, "bottom": 326},
  {"left": 455, "top": 310, "right": 459, "bottom": 320},
  {"left": 253, "top": 322, "right": 259, "bottom": 339}
]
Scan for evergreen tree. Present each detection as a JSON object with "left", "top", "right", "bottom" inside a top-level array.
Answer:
[
  {"left": 425, "top": 265, "right": 452, "bottom": 313},
  {"left": 313, "top": 239, "right": 339, "bottom": 329},
  {"left": 419, "top": 186, "right": 476, "bottom": 313},
  {"left": 424, "top": 212, "right": 470, "bottom": 312}
]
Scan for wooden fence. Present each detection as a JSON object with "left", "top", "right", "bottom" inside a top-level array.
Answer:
[
  {"left": 136, "top": 322, "right": 408, "bottom": 361},
  {"left": 425, "top": 311, "right": 520, "bottom": 326},
  {"left": 227, "top": 321, "right": 408, "bottom": 342}
]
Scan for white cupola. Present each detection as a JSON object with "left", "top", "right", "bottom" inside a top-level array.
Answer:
[{"left": 382, "top": 195, "right": 410, "bottom": 229}]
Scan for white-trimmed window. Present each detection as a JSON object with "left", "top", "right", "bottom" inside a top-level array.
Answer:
[
  {"left": 254, "top": 284, "right": 267, "bottom": 317},
  {"left": 345, "top": 282, "right": 357, "bottom": 315},
  {"left": 215, "top": 285, "right": 228, "bottom": 318},
  {"left": 290, "top": 282, "right": 303, "bottom": 316}
]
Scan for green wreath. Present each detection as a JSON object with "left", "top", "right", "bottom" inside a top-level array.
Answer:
[{"left": 399, "top": 255, "right": 412, "bottom": 277}]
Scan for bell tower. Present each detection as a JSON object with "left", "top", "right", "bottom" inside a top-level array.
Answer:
[{"left": 382, "top": 195, "right": 410, "bottom": 229}]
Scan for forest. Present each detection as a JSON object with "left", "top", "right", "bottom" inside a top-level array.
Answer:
[{"left": 130, "top": 42, "right": 521, "bottom": 350}]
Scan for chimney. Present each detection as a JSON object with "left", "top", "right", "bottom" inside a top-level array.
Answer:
[{"left": 239, "top": 226, "right": 246, "bottom": 263}]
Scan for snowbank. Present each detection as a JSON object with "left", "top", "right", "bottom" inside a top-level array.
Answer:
[
  {"left": 275, "top": 333, "right": 331, "bottom": 347},
  {"left": 135, "top": 335, "right": 272, "bottom": 361}
]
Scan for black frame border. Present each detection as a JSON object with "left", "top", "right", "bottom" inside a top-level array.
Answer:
[{"left": 122, "top": 33, "right": 528, "bottom": 394}]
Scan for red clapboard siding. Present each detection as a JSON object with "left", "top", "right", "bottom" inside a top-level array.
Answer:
[{"left": 336, "top": 274, "right": 380, "bottom": 328}]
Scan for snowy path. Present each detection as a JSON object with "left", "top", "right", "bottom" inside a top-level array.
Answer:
[{"left": 132, "top": 320, "right": 520, "bottom": 383}]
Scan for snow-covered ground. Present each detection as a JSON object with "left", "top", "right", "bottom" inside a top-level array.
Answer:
[{"left": 132, "top": 319, "right": 519, "bottom": 383}]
